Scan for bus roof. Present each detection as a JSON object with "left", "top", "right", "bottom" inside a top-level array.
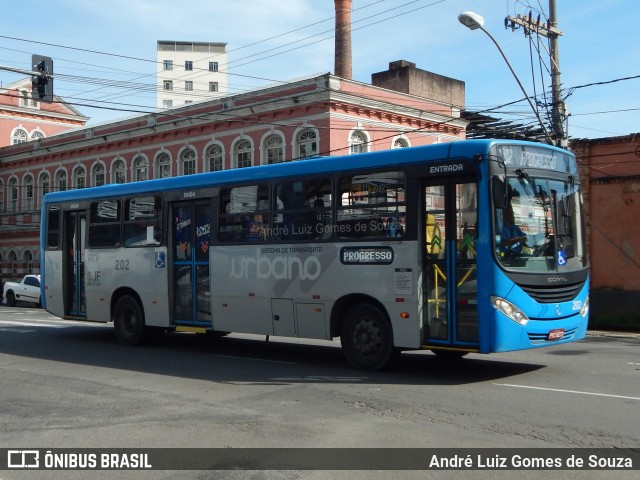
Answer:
[{"left": 42, "top": 139, "right": 572, "bottom": 204}]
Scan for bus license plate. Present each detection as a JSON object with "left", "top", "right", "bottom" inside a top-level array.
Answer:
[{"left": 548, "top": 328, "right": 565, "bottom": 340}]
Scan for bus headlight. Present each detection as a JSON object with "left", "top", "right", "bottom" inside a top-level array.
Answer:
[
  {"left": 490, "top": 296, "right": 529, "bottom": 326},
  {"left": 580, "top": 295, "right": 589, "bottom": 318}
]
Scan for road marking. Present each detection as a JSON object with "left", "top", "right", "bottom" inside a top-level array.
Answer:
[
  {"left": 0, "top": 327, "right": 35, "bottom": 333},
  {"left": 494, "top": 383, "right": 640, "bottom": 401},
  {"left": 0, "top": 320, "right": 67, "bottom": 329}
]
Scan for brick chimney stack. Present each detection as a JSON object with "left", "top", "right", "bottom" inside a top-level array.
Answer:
[{"left": 334, "top": 0, "right": 352, "bottom": 79}]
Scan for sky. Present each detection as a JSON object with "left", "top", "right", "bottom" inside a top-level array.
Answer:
[{"left": 1, "top": 0, "right": 638, "bottom": 140}]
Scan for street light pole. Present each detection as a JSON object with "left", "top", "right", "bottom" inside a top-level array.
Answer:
[{"left": 458, "top": 11, "right": 554, "bottom": 145}]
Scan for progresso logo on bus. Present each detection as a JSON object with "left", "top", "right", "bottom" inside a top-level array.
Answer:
[
  {"left": 495, "top": 144, "right": 577, "bottom": 174},
  {"left": 340, "top": 246, "right": 394, "bottom": 265}
]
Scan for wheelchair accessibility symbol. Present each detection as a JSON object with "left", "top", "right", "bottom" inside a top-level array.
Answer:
[
  {"left": 155, "top": 252, "right": 166, "bottom": 268},
  {"left": 557, "top": 249, "right": 567, "bottom": 266}
]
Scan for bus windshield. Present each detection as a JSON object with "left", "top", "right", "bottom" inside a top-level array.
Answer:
[{"left": 493, "top": 172, "right": 587, "bottom": 273}]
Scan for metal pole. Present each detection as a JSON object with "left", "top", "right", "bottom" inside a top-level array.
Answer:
[{"left": 548, "top": 0, "right": 566, "bottom": 146}]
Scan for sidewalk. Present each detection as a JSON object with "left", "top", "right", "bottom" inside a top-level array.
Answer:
[{"left": 587, "top": 329, "right": 640, "bottom": 339}]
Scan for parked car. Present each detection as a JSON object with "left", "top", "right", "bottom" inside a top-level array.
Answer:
[{"left": 3, "top": 274, "right": 42, "bottom": 307}]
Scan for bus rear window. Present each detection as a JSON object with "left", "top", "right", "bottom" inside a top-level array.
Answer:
[
  {"left": 338, "top": 171, "right": 406, "bottom": 239},
  {"left": 46, "top": 205, "right": 61, "bottom": 250},
  {"left": 89, "top": 199, "right": 121, "bottom": 248}
]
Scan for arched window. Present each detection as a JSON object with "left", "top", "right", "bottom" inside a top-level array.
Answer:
[
  {"left": 9, "top": 251, "right": 18, "bottom": 277},
  {"left": 181, "top": 148, "right": 196, "bottom": 175},
  {"left": 8, "top": 178, "right": 18, "bottom": 213},
  {"left": 349, "top": 130, "right": 368, "bottom": 155},
  {"left": 31, "top": 130, "right": 45, "bottom": 141},
  {"left": 134, "top": 156, "right": 148, "bottom": 181},
  {"left": 73, "top": 166, "right": 86, "bottom": 189},
  {"left": 235, "top": 139, "right": 252, "bottom": 168},
  {"left": 39, "top": 172, "right": 50, "bottom": 198},
  {"left": 207, "top": 144, "right": 224, "bottom": 172},
  {"left": 92, "top": 163, "right": 105, "bottom": 186},
  {"left": 11, "top": 128, "right": 28, "bottom": 145},
  {"left": 296, "top": 129, "right": 318, "bottom": 159},
  {"left": 55, "top": 169, "right": 67, "bottom": 191},
  {"left": 23, "top": 174, "right": 35, "bottom": 211},
  {"left": 155, "top": 152, "right": 171, "bottom": 178},
  {"left": 264, "top": 134, "right": 284, "bottom": 164},
  {"left": 0, "top": 180, "right": 4, "bottom": 213},
  {"left": 393, "top": 137, "right": 409, "bottom": 149},
  {"left": 112, "top": 159, "right": 126, "bottom": 184},
  {"left": 24, "top": 251, "right": 34, "bottom": 275}
]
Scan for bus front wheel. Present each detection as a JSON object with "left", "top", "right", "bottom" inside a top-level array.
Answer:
[
  {"left": 113, "top": 295, "right": 145, "bottom": 346},
  {"left": 340, "top": 304, "right": 397, "bottom": 371}
]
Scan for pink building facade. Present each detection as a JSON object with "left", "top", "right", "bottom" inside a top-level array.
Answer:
[
  {"left": 571, "top": 133, "right": 640, "bottom": 321},
  {"left": 0, "top": 71, "right": 467, "bottom": 280},
  {"left": 0, "top": 78, "right": 88, "bottom": 147}
]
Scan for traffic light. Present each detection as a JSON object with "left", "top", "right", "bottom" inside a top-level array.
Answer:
[{"left": 31, "top": 54, "right": 53, "bottom": 103}]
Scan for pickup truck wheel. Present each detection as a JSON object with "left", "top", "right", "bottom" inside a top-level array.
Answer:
[{"left": 6, "top": 291, "right": 16, "bottom": 307}]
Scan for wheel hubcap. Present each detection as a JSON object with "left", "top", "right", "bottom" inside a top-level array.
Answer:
[{"left": 352, "top": 318, "right": 381, "bottom": 356}]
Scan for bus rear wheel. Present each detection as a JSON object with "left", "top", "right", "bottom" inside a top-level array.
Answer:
[
  {"left": 113, "top": 295, "right": 146, "bottom": 346},
  {"left": 340, "top": 304, "right": 397, "bottom": 371}
]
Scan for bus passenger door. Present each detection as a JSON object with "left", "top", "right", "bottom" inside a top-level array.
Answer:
[
  {"left": 171, "top": 201, "right": 212, "bottom": 328},
  {"left": 422, "top": 180, "right": 479, "bottom": 348},
  {"left": 64, "top": 211, "right": 86, "bottom": 317}
]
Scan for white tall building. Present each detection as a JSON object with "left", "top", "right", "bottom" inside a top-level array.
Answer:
[{"left": 156, "top": 40, "right": 228, "bottom": 110}]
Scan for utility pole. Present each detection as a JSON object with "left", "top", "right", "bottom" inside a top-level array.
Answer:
[{"left": 506, "top": 0, "right": 567, "bottom": 147}]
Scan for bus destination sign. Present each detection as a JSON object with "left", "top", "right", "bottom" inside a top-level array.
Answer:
[{"left": 495, "top": 144, "right": 577, "bottom": 175}]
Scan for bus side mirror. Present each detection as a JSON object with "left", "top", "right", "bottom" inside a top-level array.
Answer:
[{"left": 492, "top": 178, "right": 507, "bottom": 209}]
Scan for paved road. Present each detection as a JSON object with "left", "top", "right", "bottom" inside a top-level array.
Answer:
[{"left": 0, "top": 305, "right": 638, "bottom": 480}]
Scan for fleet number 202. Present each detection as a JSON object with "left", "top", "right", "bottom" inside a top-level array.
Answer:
[{"left": 115, "top": 259, "right": 130, "bottom": 270}]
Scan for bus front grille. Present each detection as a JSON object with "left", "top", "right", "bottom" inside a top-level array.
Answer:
[{"left": 520, "top": 281, "right": 586, "bottom": 304}]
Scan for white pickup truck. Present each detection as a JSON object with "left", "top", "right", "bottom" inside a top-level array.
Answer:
[{"left": 3, "top": 274, "right": 42, "bottom": 307}]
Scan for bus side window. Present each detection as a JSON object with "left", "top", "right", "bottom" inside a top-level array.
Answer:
[
  {"left": 217, "top": 185, "right": 268, "bottom": 243},
  {"left": 123, "top": 195, "right": 162, "bottom": 247},
  {"left": 337, "top": 171, "right": 406, "bottom": 239},
  {"left": 274, "top": 178, "right": 332, "bottom": 241},
  {"left": 89, "top": 199, "right": 121, "bottom": 248}
]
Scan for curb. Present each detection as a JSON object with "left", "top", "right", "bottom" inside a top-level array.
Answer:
[{"left": 587, "top": 330, "right": 640, "bottom": 339}]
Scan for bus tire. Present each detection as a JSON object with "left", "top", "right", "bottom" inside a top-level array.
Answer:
[
  {"left": 340, "top": 303, "right": 397, "bottom": 371},
  {"left": 113, "top": 295, "right": 146, "bottom": 346},
  {"left": 6, "top": 291, "right": 16, "bottom": 307}
]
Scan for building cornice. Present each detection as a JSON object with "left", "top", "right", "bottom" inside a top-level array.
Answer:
[{"left": 0, "top": 72, "right": 467, "bottom": 164}]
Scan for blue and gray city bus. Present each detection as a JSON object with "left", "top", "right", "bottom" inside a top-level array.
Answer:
[{"left": 40, "top": 139, "right": 589, "bottom": 370}]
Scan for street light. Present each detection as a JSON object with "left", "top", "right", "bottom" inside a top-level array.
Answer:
[{"left": 458, "top": 11, "right": 554, "bottom": 144}]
